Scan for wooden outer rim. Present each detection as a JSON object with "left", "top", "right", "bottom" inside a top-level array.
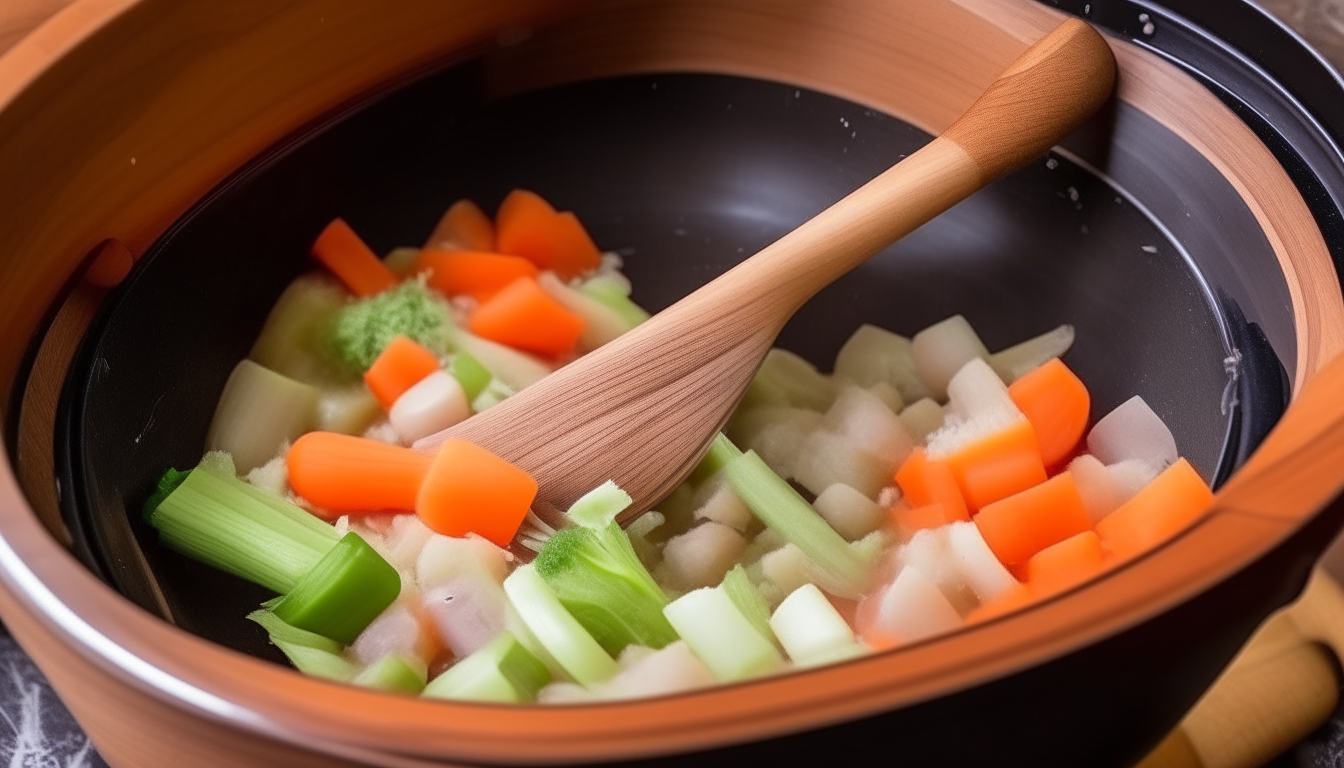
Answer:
[{"left": 0, "top": 0, "right": 1339, "bottom": 765}]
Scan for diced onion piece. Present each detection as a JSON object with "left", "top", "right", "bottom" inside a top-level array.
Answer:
[
  {"left": 898, "top": 527, "right": 977, "bottom": 614},
  {"left": 416, "top": 533, "right": 513, "bottom": 588},
  {"left": 382, "top": 246, "right": 422, "bottom": 278},
  {"left": 912, "top": 315, "right": 990, "bottom": 401},
  {"left": 868, "top": 382, "right": 905, "bottom": 413},
  {"left": 1068, "top": 454, "right": 1122, "bottom": 524},
  {"left": 813, "top": 483, "right": 887, "bottom": 541},
  {"left": 871, "top": 566, "right": 963, "bottom": 644},
  {"left": 822, "top": 385, "right": 916, "bottom": 468},
  {"left": 736, "top": 407, "right": 823, "bottom": 480},
  {"left": 663, "top": 586, "right": 784, "bottom": 681},
  {"left": 770, "top": 584, "right": 866, "bottom": 667},
  {"left": 423, "top": 573, "right": 509, "bottom": 658},
  {"left": 833, "top": 323, "right": 932, "bottom": 403},
  {"left": 206, "top": 360, "right": 319, "bottom": 474},
  {"left": 1109, "top": 458, "right": 1160, "bottom": 504},
  {"left": 503, "top": 564, "right": 617, "bottom": 686},
  {"left": 792, "top": 429, "right": 891, "bottom": 500},
  {"left": 988, "top": 324, "right": 1076, "bottom": 383},
  {"left": 945, "top": 521, "right": 1017, "bottom": 603},
  {"left": 536, "top": 271, "right": 630, "bottom": 352},
  {"left": 599, "top": 641, "right": 717, "bottom": 700},
  {"left": 382, "top": 513, "right": 436, "bottom": 572},
  {"left": 1086, "top": 395, "right": 1178, "bottom": 470},
  {"left": 389, "top": 371, "right": 471, "bottom": 444},
  {"left": 659, "top": 521, "right": 747, "bottom": 590},
  {"left": 691, "top": 480, "right": 753, "bottom": 533},
  {"left": 926, "top": 358, "right": 1025, "bottom": 459},
  {"left": 899, "top": 398, "right": 946, "bottom": 445},
  {"left": 315, "top": 386, "right": 382, "bottom": 436},
  {"left": 350, "top": 601, "right": 436, "bottom": 667}
]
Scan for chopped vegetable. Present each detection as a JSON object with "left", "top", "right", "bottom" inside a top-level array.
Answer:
[
  {"left": 663, "top": 585, "right": 784, "bottom": 681},
  {"left": 1023, "top": 530, "right": 1105, "bottom": 594},
  {"left": 205, "top": 360, "right": 319, "bottom": 474},
  {"left": 415, "top": 438, "right": 537, "bottom": 546},
  {"left": 249, "top": 274, "right": 351, "bottom": 385},
  {"left": 363, "top": 334, "right": 442, "bottom": 409},
  {"left": 1094, "top": 458, "right": 1213, "bottom": 560},
  {"left": 495, "top": 189, "right": 603, "bottom": 279},
  {"left": 422, "top": 632, "right": 550, "bottom": 703},
  {"left": 1008, "top": 357, "right": 1089, "bottom": 467},
  {"left": 988, "top": 324, "right": 1075, "bottom": 383},
  {"left": 770, "top": 584, "right": 865, "bottom": 667},
  {"left": 448, "top": 350, "right": 492, "bottom": 401},
  {"left": 389, "top": 371, "right": 471, "bottom": 443},
  {"left": 895, "top": 448, "right": 969, "bottom": 524},
  {"left": 248, "top": 609, "right": 356, "bottom": 681},
  {"left": 533, "top": 486, "right": 677, "bottom": 655},
  {"left": 467, "top": 276, "right": 586, "bottom": 357},
  {"left": 416, "top": 249, "right": 540, "bottom": 301},
  {"left": 287, "top": 432, "right": 431, "bottom": 517},
  {"left": 1086, "top": 395, "right": 1179, "bottom": 471},
  {"left": 353, "top": 653, "right": 428, "bottom": 694},
  {"left": 327, "top": 278, "right": 453, "bottom": 374},
  {"left": 503, "top": 564, "right": 618, "bottom": 686},
  {"left": 974, "top": 472, "right": 1093, "bottom": 565},
  {"left": 271, "top": 532, "right": 401, "bottom": 643},
  {"left": 426, "top": 199, "right": 496, "bottom": 252},
  {"left": 311, "top": 218, "right": 398, "bottom": 297},
  {"left": 578, "top": 273, "right": 651, "bottom": 329},
  {"left": 911, "top": 315, "right": 990, "bottom": 401}
]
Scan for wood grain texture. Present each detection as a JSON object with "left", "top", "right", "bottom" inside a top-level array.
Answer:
[
  {"left": 415, "top": 22, "right": 1115, "bottom": 521},
  {"left": 0, "top": 0, "right": 1337, "bottom": 766}
]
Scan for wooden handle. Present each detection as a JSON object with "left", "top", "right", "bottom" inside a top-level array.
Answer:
[
  {"left": 675, "top": 17, "right": 1116, "bottom": 325},
  {"left": 1138, "top": 568, "right": 1344, "bottom": 768}
]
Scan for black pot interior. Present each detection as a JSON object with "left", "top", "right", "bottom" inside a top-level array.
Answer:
[{"left": 54, "top": 63, "right": 1291, "bottom": 665}]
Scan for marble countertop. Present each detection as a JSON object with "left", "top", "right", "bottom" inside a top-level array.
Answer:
[{"left": 0, "top": 2, "right": 1340, "bottom": 768}]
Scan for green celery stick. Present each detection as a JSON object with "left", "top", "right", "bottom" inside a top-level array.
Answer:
[
  {"left": 247, "top": 609, "right": 355, "bottom": 682},
  {"left": 449, "top": 350, "right": 492, "bottom": 401},
  {"left": 721, "top": 565, "right": 781, "bottom": 651},
  {"left": 354, "top": 653, "right": 427, "bottom": 694},
  {"left": 422, "top": 633, "right": 550, "bottom": 703},
  {"left": 271, "top": 532, "right": 401, "bottom": 644}
]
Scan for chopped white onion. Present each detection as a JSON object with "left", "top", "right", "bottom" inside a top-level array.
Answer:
[
  {"left": 813, "top": 483, "right": 888, "bottom": 541},
  {"left": 390, "top": 371, "right": 471, "bottom": 444},
  {"left": 422, "top": 574, "right": 509, "bottom": 658},
  {"left": 911, "top": 315, "right": 990, "bottom": 401},
  {"left": 1086, "top": 395, "right": 1178, "bottom": 470},
  {"left": 833, "top": 323, "right": 932, "bottom": 403},
  {"left": 792, "top": 429, "right": 892, "bottom": 499},
  {"left": 822, "top": 385, "right": 916, "bottom": 468},
  {"left": 988, "top": 324, "right": 1075, "bottom": 383},
  {"left": 899, "top": 398, "right": 946, "bottom": 445},
  {"left": 871, "top": 566, "right": 963, "bottom": 644},
  {"left": 945, "top": 521, "right": 1017, "bottom": 603},
  {"left": 1068, "top": 454, "right": 1122, "bottom": 524},
  {"left": 658, "top": 521, "right": 747, "bottom": 590},
  {"left": 417, "top": 533, "right": 513, "bottom": 588}
]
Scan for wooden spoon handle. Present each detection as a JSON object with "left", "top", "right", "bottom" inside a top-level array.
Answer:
[
  {"left": 674, "top": 17, "right": 1116, "bottom": 327},
  {"left": 1138, "top": 568, "right": 1344, "bottom": 768}
]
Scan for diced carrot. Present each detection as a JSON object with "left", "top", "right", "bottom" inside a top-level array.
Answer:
[
  {"left": 427, "top": 199, "right": 495, "bottom": 252},
  {"left": 287, "top": 432, "right": 432, "bottom": 517},
  {"left": 889, "top": 502, "right": 963, "bottom": 538},
  {"left": 965, "top": 583, "right": 1033, "bottom": 623},
  {"left": 468, "top": 276, "right": 585, "bottom": 357},
  {"left": 415, "top": 249, "right": 540, "bottom": 301},
  {"left": 495, "top": 189, "right": 602, "bottom": 280},
  {"left": 1095, "top": 458, "right": 1214, "bottom": 560},
  {"left": 974, "top": 472, "right": 1093, "bottom": 565},
  {"left": 894, "top": 448, "right": 969, "bottom": 522},
  {"left": 311, "top": 218, "right": 398, "bottom": 297},
  {"left": 1008, "top": 358, "right": 1090, "bottom": 468},
  {"left": 363, "top": 335, "right": 441, "bottom": 409},
  {"left": 945, "top": 420, "right": 1047, "bottom": 512},
  {"left": 1023, "top": 530, "right": 1105, "bottom": 594},
  {"left": 416, "top": 438, "right": 538, "bottom": 547}
]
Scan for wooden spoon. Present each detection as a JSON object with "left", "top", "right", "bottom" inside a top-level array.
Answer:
[{"left": 416, "top": 18, "right": 1117, "bottom": 525}]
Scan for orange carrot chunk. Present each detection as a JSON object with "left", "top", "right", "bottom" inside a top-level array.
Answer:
[
  {"left": 894, "top": 448, "right": 969, "bottom": 522},
  {"left": 1095, "top": 458, "right": 1214, "bottom": 561},
  {"left": 363, "top": 335, "right": 441, "bottom": 409},
  {"left": 945, "top": 420, "right": 1047, "bottom": 512},
  {"left": 468, "top": 276, "right": 585, "bottom": 357},
  {"left": 974, "top": 472, "right": 1093, "bottom": 565},
  {"left": 416, "top": 438, "right": 538, "bottom": 547},
  {"left": 495, "top": 189, "right": 602, "bottom": 280},
  {"left": 311, "top": 218, "right": 398, "bottom": 297},
  {"left": 1023, "top": 530, "right": 1106, "bottom": 594},
  {"left": 965, "top": 583, "right": 1034, "bottom": 624},
  {"left": 415, "top": 249, "right": 540, "bottom": 301},
  {"left": 1009, "top": 358, "right": 1090, "bottom": 468},
  {"left": 427, "top": 199, "right": 495, "bottom": 252},
  {"left": 287, "top": 432, "right": 432, "bottom": 517},
  {"left": 889, "top": 502, "right": 960, "bottom": 538}
]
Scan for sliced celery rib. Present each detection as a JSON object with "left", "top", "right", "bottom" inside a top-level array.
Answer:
[
  {"left": 503, "top": 564, "right": 617, "bottom": 686},
  {"left": 722, "top": 446, "right": 866, "bottom": 591},
  {"left": 449, "top": 350, "right": 492, "bottom": 401},
  {"left": 721, "top": 565, "right": 780, "bottom": 651},
  {"left": 423, "top": 633, "right": 550, "bottom": 703},
  {"left": 271, "top": 532, "right": 401, "bottom": 644},
  {"left": 247, "top": 610, "right": 355, "bottom": 682},
  {"left": 354, "top": 653, "right": 427, "bottom": 694},
  {"left": 149, "top": 452, "right": 338, "bottom": 594},
  {"left": 565, "top": 481, "right": 632, "bottom": 529},
  {"left": 663, "top": 587, "right": 783, "bottom": 681}
]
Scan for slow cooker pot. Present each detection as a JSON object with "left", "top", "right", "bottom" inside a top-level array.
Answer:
[{"left": 4, "top": 0, "right": 1344, "bottom": 766}]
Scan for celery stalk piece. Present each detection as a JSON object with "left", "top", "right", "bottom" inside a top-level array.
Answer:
[
  {"left": 451, "top": 330, "right": 552, "bottom": 391},
  {"left": 688, "top": 433, "right": 740, "bottom": 487},
  {"left": 503, "top": 564, "right": 617, "bottom": 686},
  {"left": 147, "top": 452, "right": 339, "bottom": 594},
  {"left": 578, "top": 274, "right": 651, "bottom": 328},
  {"left": 470, "top": 378, "right": 515, "bottom": 412},
  {"left": 720, "top": 444, "right": 867, "bottom": 592},
  {"left": 534, "top": 519, "right": 677, "bottom": 656},
  {"left": 206, "top": 360, "right": 319, "bottom": 474},
  {"left": 449, "top": 350, "right": 492, "bottom": 401},
  {"left": 271, "top": 532, "right": 401, "bottom": 644},
  {"left": 247, "top": 609, "right": 356, "bottom": 682},
  {"left": 422, "top": 633, "right": 551, "bottom": 703},
  {"left": 721, "top": 565, "right": 781, "bottom": 651},
  {"left": 663, "top": 586, "right": 784, "bottom": 681},
  {"left": 354, "top": 653, "right": 428, "bottom": 694},
  {"left": 565, "top": 481, "right": 632, "bottom": 529},
  {"left": 769, "top": 584, "right": 866, "bottom": 667}
]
